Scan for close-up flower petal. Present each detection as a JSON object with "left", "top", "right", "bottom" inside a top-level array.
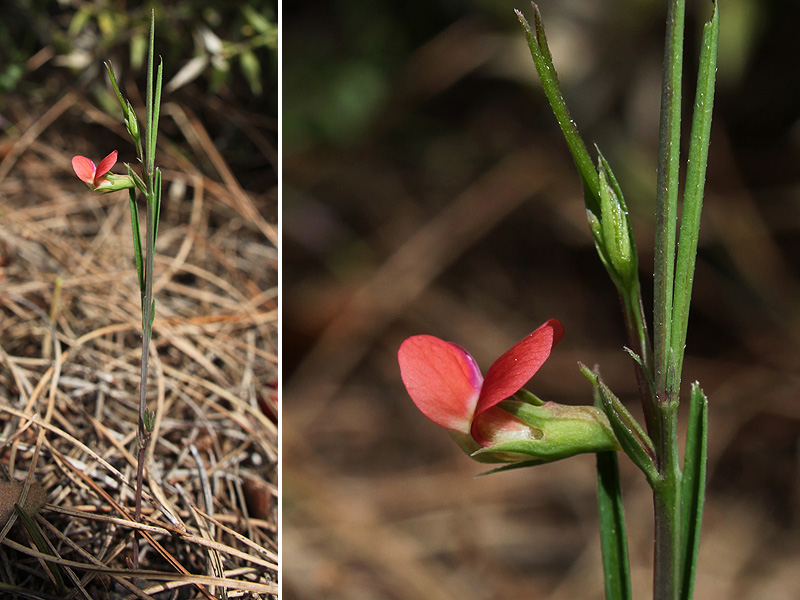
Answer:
[
  {"left": 94, "top": 150, "right": 118, "bottom": 182},
  {"left": 475, "top": 318, "right": 563, "bottom": 417},
  {"left": 71, "top": 155, "right": 96, "bottom": 184},
  {"left": 398, "top": 335, "right": 482, "bottom": 434}
]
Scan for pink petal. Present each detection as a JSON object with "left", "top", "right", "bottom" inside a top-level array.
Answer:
[
  {"left": 398, "top": 335, "right": 482, "bottom": 434},
  {"left": 71, "top": 156, "right": 96, "bottom": 184},
  {"left": 94, "top": 150, "right": 118, "bottom": 181},
  {"left": 474, "top": 319, "right": 563, "bottom": 417}
]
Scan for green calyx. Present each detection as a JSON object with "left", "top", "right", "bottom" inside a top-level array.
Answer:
[
  {"left": 472, "top": 400, "right": 620, "bottom": 464},
  {"left": 95, "top": 173, "right": 136, "bottom": 193}
]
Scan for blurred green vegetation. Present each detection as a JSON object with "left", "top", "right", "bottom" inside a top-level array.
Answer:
[{"left": 0, "top": 0, "right": 277, "bottom": 103}]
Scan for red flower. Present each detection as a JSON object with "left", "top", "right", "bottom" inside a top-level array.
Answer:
[
  {"left": 398, "top": 319, "right": 563, "bottom": 446},
  {"left": 72, "top": 151, "right": 118, "bottom": 188}
]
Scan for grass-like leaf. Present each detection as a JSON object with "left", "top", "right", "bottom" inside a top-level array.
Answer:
[
  {"left": 671, "top": 2, "right": 719, "bottom": 385},
  {"left": 127, "top": 189, "right": 144, "bottom": 295},
  {"left": 581, "top": 364, "right": 659, "bottom": 487},
  {"left": 596, "top": 451, "right": 632, "bottom": 600},
  {"left": 515, "top": 4, "right": 600, "bottom": 216},
  {"left": 680, "top": 383, "right": 708, "bottom": 600},
  {"left": 14, "top": 504, "right": 67, "bottom": 595}
]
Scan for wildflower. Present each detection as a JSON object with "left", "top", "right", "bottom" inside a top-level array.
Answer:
[
  {"left": 398, "top": 319, "right": 619, "bottom": 464},
  {"left": 72, "top": 150, "right": 135, "bottom": 193},
  {"left": 72, "top": 151, "right": 118, "bottom": 187}
]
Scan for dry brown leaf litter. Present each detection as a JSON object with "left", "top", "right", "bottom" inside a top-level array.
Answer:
[{"left": 0, "top": 91, "right": 278, "bottom": 599}]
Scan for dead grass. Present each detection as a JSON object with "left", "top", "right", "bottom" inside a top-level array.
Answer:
[{"left": 0, "top": 87, "right": 278, "bottom": 599}]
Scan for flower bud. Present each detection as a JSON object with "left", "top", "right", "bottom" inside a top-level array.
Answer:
[
  {"left": 125, "top": 100, "right": 141, "bottom": 148},
  {"left": 598, "top": 164, "right": 636, "bottom": 286}
]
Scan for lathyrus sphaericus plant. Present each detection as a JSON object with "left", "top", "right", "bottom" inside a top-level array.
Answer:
[{"left": 398, "top": 2, "right": 718, "bottom": 599}]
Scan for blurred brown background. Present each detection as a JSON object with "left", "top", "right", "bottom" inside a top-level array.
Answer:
[{"left": 283, "top": 0, "right": 800, "bottom": 598}]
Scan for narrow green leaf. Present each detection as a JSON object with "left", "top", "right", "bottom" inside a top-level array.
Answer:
[
  {"left": 597, "top": 451, "right": 632, "bottom": 600},
  {"left": 126, "top": 163, "right": 148, "bottom": 195},
  {"left": 515, "top": 5, "right": 600, "bottom": 215},
  {"left": 475, "top": 459, "right": 545, "bottom": 477},
  {"left": 580, "top": 364, "right": 659, "bottom": 487},
  {"left": 104, "top": 61, "right": 127, "bottom": 115},
  {"left": 128, "top": 189, "right": 144, "bottom": 294},
  {"left": 148, "top": 298, "right": 156, "bottom": 338},
  {"left": 654, "top": 0, "right": 686, "bottom": 400},
  {"left": 150, "top": 57, "right": 163, "bottom": 175},
  {"left": 679, "top": 383, "right": 708, "bottom": 600},
  {"left": 671, "top": 1, "right": 719, "bottom": 384},
  {"left": 624, "top": 347, "right": 657, "bottom": 401},
  {"left": 146, "top": 9, "right": 156, "bottom": 174},
  {"left": 14, "top": 504, "right": 67, "bottom": 595},
  {"left": 152, "top": 168, "right": 162, "bottom": 244}
]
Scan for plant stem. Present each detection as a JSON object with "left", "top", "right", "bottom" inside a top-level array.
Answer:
[
  {"left": 653, "top": 0, "right": 685, "bottom": 597},
  {"left": 137, "top": 202, "right": 154, "bottom": 498},
  {"left": 653, "top": 400, "right": 681, "bottom": 600},
  {"left": 654, "top": 0, "right": 684, "bottom": 400},
  {"left": 621, "top": 283, "right": 659, "bottom": 446},
  {"left": 131, "top": 193, "right": 155, "bottom": 570}
]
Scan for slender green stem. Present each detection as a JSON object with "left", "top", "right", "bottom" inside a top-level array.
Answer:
[
  {"left": 654, "top": 0, "right": 685, "bottom": 401},
  {"left": 653, "top": 1, "right": 686, "bottom": 598},
  {"left": 137, "top": 198, "right": 154, "bottom": 487},
  {"left": 132, "top": 10, "right": 161, "bottom": 569},
  {"left": 621, "top": 283, "right": 659, "bottom": 445},
  {"left": 654, "top": 399, "right": 682, "bottom": 600}
]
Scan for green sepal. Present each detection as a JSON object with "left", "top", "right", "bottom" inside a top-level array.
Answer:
[
  {"left": 475, "top": 459, "right": 550, "bottom": 477},
  {"left": 679, "top": 383, "right": 708, "bottom": 600},
  {"left": 94, "top": 173, "right": 136, "bottom": 193},
  {"left": 512, "top": 388, "right": 546, "bottom": 406},
  {"left": 447, "top": 430, "right": 515, "bottom": 464},
  {"left": 472, "top": 400, "right": 620, "bottom": 464},
  {"left": 597, "top": 152, "right": 638, "bottom": 287}
]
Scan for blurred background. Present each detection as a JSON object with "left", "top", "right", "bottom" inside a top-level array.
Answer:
[{"left": 284, "top": 0, "right": 800, "bottom": 598}]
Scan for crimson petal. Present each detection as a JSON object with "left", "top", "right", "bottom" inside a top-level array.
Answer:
[
  {"left": 94, "top": 150, "right": 118, "bottom": 182},
  {"left": 474, "top": 319, "right": 563, "bottom": 417},
  {"left": 398, "top": 335, "right": 482, "bottom": 434},
  {"left": 71, "top": 156, "right": 96, "bottom": 184}
]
